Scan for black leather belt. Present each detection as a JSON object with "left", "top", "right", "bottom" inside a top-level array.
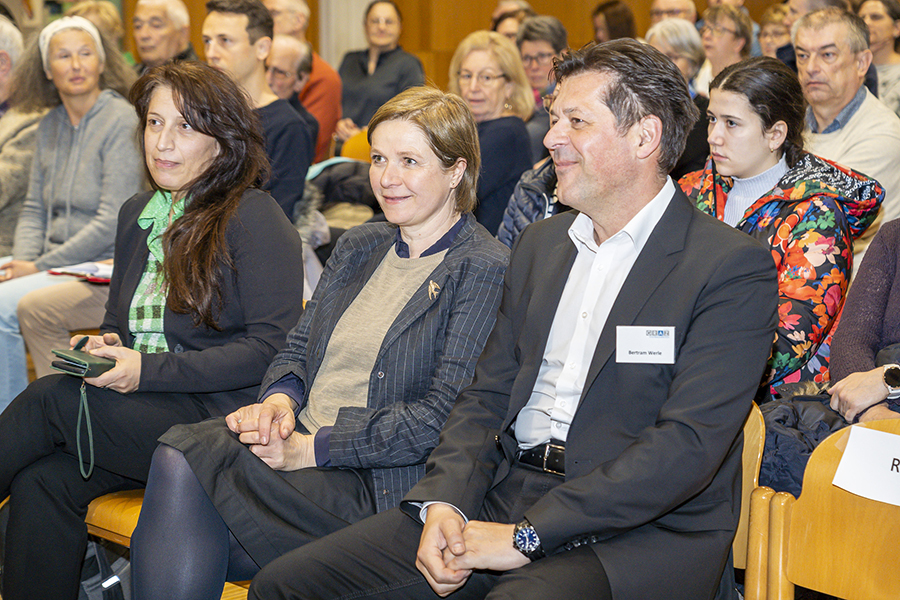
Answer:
[{"left": 516, "top": 441, "right": 565, "bottom": 475}]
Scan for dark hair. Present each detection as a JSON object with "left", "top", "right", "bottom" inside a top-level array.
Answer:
[
  {"left": 710, "top": 57, "right": 806, "bottom": 167},
  {"left": 554, "top": 39, "right": 699, "bottom": 176},
  {"left": 517, "top": 15, "right": 568, "bottom": 52},
  {"left": 205, "top": 0, "right": 273, "bottom": 43},
  {"left": 130, "top": 61, "right": 270, "bottom": 329},
  {"left": 368, "top": 86, "right": 480, "bottom": 214},
  {"left": 365, "top": 0, "right": 401, "bottom": 22},
  {"left": 863, "top": 0, "right": 900, "bottom": 21},
  {"left": 859, "top": 0, "right": 900, "bottom": 50},
  {"left": 592, "top": 0, "right": 636, "bottom": 40},
  {"left": 491, "top": 7, "right": 535, "bottom": 31}
]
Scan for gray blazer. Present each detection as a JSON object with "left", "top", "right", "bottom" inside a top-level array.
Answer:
[{"left": 261, "top": 215, "right": 509, "bottom": 512}]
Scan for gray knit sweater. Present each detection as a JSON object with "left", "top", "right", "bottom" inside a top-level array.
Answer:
[
  {"left": 0, "top": 108, "right": 45, "bottom": 256},
  {"left": 12, "top": 89, "right": 145, "bottom": 270}
]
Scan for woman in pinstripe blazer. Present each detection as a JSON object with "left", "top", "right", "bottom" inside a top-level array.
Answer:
[{"left": 130, "top": 87, "right": 510, "bottom": 599}]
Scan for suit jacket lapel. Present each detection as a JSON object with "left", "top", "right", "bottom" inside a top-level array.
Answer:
[{"left": 579, "top": 191, "right": 693, "bottom": 401}]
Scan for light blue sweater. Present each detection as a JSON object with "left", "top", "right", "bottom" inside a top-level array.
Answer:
[{"left": 12, "top": 89, "right": 145, "bottom": 270}]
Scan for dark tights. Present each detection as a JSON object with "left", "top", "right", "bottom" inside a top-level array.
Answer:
[{"left": 130, "top": 445, "right": 259, "bottom": 600}]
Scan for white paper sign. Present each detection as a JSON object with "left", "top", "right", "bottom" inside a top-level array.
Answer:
[
  {"left": 615, "top": 326, "right": 675, "bottom": 364},
  {"left": 832, "top": 426, "right": 900, "bottom": 507}
]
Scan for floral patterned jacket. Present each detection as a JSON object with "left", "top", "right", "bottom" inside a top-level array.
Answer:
[{"left": 679, "top": 153, "right": 883, "bottom": 389}]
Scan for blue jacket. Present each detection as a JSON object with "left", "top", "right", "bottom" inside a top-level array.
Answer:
[{"left": 497, "top": 158, "right": 565, "bottom": 248}]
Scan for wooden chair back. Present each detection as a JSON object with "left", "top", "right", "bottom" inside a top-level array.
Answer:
[
  {"left": 339, "top": 129, "right": 371, "bottom": 162},
  {"left": 764, "top": 419, "right": 900, "bottom": 599},
  {"left": 734, "top": 401, "right": 765, "bottom": 570}
]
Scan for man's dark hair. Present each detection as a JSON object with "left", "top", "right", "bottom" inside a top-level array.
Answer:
[
  {"left": 206, "top": 0, "right": 273, "bottom": 43},
  {"left": 553, "top": 39, "right": 698, "bottom": 176},
  {"left": 517, "top": 15, "right": 567, "bottom": 52}
]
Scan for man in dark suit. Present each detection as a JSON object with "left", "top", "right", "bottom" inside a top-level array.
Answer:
[{"left": 248, "top": 39, "right": 779, "bottom": 600}]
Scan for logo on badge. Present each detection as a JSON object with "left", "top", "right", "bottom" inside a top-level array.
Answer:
[{"left": 645, "top": 329, "right": 670, "bottom": 338}]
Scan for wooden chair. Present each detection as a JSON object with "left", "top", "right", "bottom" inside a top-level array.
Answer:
[
  {"left": 734, "top": 402, "right": 765, "bottom": 571},
  {"left": 0, "top": 490, "right": 249, "bottom": 598},
  {"left": 82, "top": 490, "right": 250, "bottom": 598},
  {"left": 747, "top": 419, "right": 900, "bottom": 600}
]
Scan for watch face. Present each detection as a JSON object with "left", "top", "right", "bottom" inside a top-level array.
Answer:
[
  {"left": 515, "top": 526, "right": 540, "bottom": 553},
  {"left": 886, "top": 367, "right": 900, "bottom": 388}
]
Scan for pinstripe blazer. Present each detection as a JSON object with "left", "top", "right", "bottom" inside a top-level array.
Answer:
[{"left": 260, "top": 214, "right": 509, "bottom": 512}]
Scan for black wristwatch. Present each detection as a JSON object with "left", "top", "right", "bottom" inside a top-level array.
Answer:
[
  {"left": 884, "top": 364, "right": 900, "bottom": 399},
  {"left": 513, "top": 519, "right": 544, "bottom": 561}
]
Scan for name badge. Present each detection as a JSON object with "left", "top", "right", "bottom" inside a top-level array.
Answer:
[
  {"left": 833, "top": 426, "right": 900, "bottom": 507},
  {"left": 616, "top": 326, "right": 675, "bottom": 364}
]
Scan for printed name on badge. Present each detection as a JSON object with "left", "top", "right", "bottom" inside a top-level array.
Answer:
[{"left": 616, "top": 326, "right": 675, "bottom": 364}]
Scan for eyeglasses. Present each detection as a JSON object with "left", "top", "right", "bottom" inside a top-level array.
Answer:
[
  {"left": 701, "top": 23, "right": 738, "bottom": 37},
  {"left": 521, "top": 52, "right": 555, "bottom": 67},
  {"left": 758, "top": 29, "right": 789, "bottom": 40},
  {"left": 267, "top": 66, "right": 294, "bottom": 81},
  {"left": 367, "top": 17, "right": 398, "bottom": 26},
  {"left": 541, "top": 93, "right": 555, "bottom": 111},
  {"left": 457, "top": 72, "right": 508, "bottom": 86},
  {"left": 650, "top": 8, "right": 691, "bottom": 19}
]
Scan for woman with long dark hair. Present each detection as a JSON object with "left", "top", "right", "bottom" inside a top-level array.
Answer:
[
  {"left": 0, "top": 60, "right": 304, "bottom": 600},
  {"left": 680, "top": 57, "right": 882, "bottom": 395}
]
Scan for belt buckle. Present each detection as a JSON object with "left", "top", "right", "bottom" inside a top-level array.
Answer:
[{"left": 542, "top": 442, "right": 565, "bottom": 476}]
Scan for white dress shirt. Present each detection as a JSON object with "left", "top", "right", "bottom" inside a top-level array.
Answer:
[{"left": 514, "top": 179, "right": 675, "bottom": 449}]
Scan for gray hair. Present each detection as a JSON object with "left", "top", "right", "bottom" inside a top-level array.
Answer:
[
  {"left": 645, "top": 17, "right": 704, "bottom": 77},
  {"left": 792, "top": 7, "right": 869, "bottom": 52},
  {"left": 517, "top": 15, "right": 567, "bottom": 52},
  {"left": 137, "top": 0, "right": 190, "bottom": 29},
  {"left": 0, "top": 15, "right": 22, "bottom": 66}
]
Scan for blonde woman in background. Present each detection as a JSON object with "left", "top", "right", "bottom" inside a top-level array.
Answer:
[
  {"left": 449, "top": 30, "right": 532, "bottom": 234},
  {"left": 758, "top": 3, "right": 790, "bottom": 58}
]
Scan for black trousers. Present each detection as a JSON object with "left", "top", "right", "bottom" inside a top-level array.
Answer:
[
  {"left": 248, "top": 464, "right": 613, "bottom": 600},
  {"left": 0, "top": 374, "right": 208, "bottom": 600}
]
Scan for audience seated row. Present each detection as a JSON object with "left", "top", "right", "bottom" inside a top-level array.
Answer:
[{"left": 0, "top": 1, "right": 899, "bottom": 598}]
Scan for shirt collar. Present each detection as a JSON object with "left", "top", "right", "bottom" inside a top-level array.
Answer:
[
  {"left": 806, "top": 85, "right": 866, "bottom": 134},
  {"left": 394, "top": 212, "right": 467, "bottom": 258},
  {"left": 568, "top": 178, "right": 675, "bottom": 254}
]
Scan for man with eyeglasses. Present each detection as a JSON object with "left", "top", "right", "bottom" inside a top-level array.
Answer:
[
  {"left": 263, "top": 0, "right": 341, "bottom": 162},
  {"left": 517, "top": 15, "right": 567, "bottom": 162},
  {"left": 267, "top": 34, "right": 320, "bottom": 145},
  {"left": 649, "top": 0, "right": 697, "bottom": 25}
]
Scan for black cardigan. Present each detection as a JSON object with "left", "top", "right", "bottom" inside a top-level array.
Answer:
[{"left": 101, "top": 188, "right": 305, "bottom": 416}]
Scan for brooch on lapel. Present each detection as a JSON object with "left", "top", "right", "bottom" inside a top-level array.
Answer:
[{"left": 428, "top": 280, "right": 441, "bottom": 300}]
